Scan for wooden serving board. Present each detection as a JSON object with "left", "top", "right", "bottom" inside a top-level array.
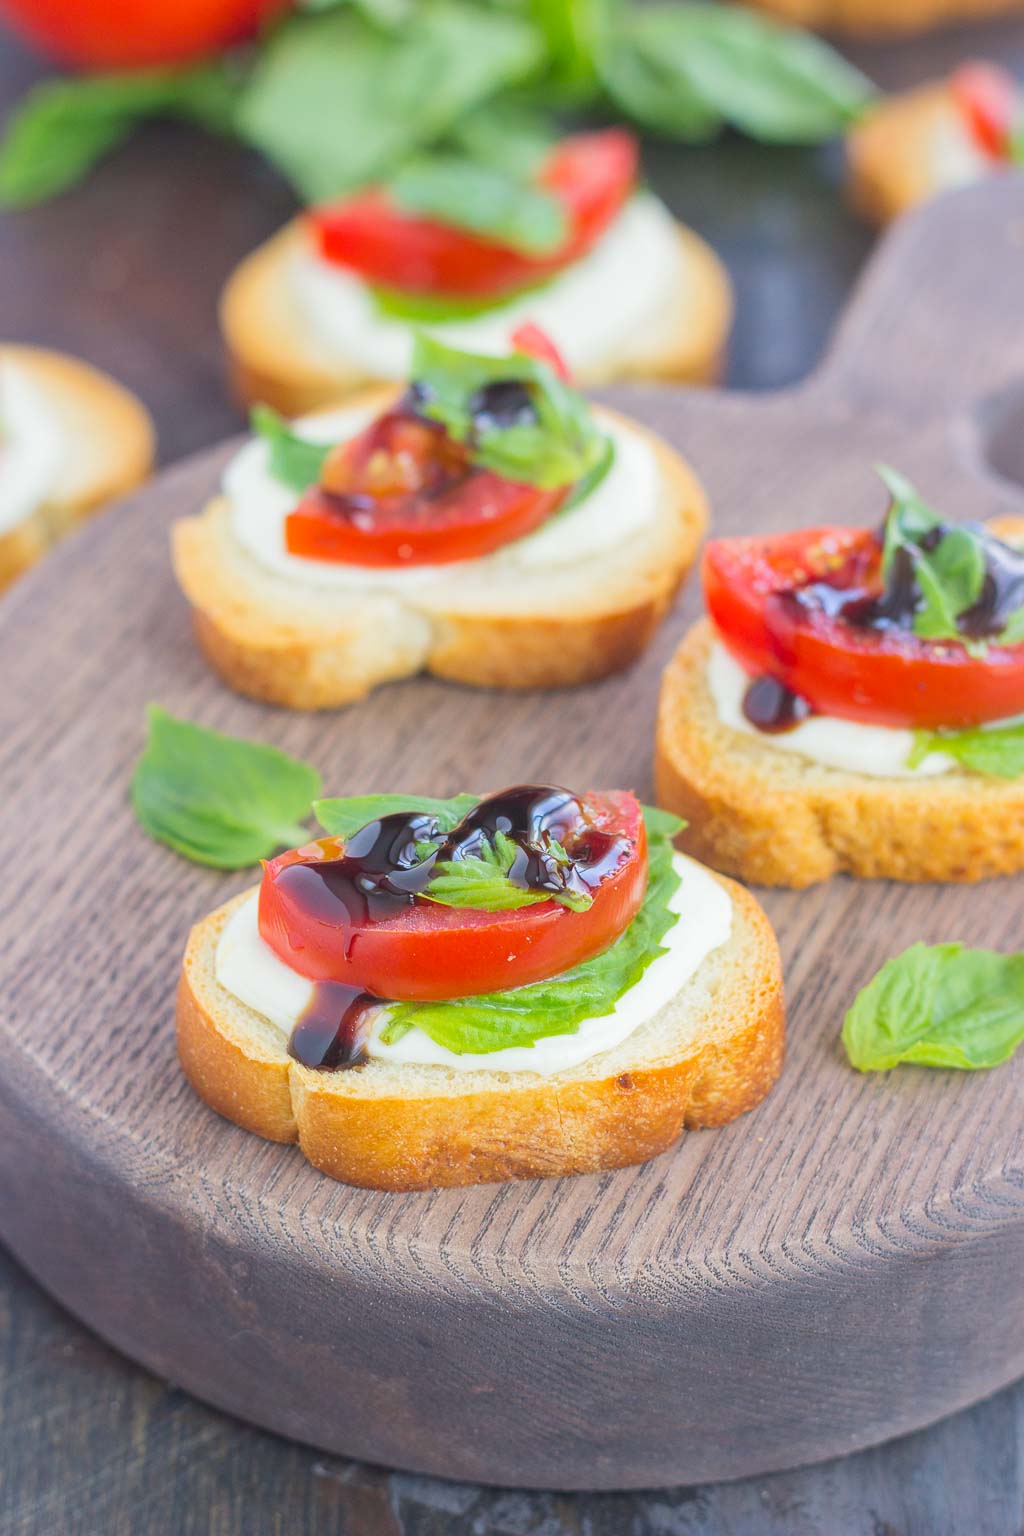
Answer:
[{"left": 1, "top": 179, "right": 1023, "bottom": 1493}]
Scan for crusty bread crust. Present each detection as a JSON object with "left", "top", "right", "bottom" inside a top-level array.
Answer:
[
  {"left": 847, "top": 83, "right": 968, "bottom": 225},
  {"left": 745, "top": 0, "right": 1023, "bottom": 34},
  {"left": 220, "top": 218, "right": 733, "bottom": 416},
  {"left": 171, "top": 403, "right": 709, "bottom": 708},
  {"left": 655, "top": 615, "right": 1024, "bottom": 888},
  {"left": 176, "top": 877, "right": 784, "bottom": 1190},
  {"left": 0, "top": 345, "right": 154, "bottom": 590}
]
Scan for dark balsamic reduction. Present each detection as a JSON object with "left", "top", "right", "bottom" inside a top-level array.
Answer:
[
  {"left": 742, "top": 674, "right": 815, "bottom": 734},
  {"left": 783, "top": 522, "right": 1024, "bottom": 641},
  {"left": 280, "top": 787, "right": 628, "bottom": 1072},
  {"left": 289, "top": 982, "right": 377, "bottom": 1070}
]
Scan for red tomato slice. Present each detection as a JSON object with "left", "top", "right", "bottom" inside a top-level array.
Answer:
[
  {"left": 310, "top": 129, "right": 638, "bottom": 299},
  {"left": 285, "top": 408, "right": 565, "bottom": 566},
  {"left": 704, "top": 527, "right": 1024, "bottom": 730},
  {"left": 951, "top": 62, "right": 1020, "bottom": 159},
  {"left": 0, "top": 0, "right": 288, "bottom": 68},
  {"left": 511, "top": 322, "right": 571, "bottom": 380},
  {"left": 258, "top": 791, "right": 648, "bottom": 1000}
]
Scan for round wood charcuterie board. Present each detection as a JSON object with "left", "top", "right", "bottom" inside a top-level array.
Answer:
[{"left": 1, "top": 179, "right": 1023, "bottom": 1492}]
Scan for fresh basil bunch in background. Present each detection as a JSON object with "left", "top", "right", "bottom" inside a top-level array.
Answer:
[{"left": 0, "top": 0, "right": 874, "bottom": 210}]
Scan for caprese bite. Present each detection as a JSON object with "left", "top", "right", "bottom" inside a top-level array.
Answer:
[
  {"left": 220, "top": 129, "right": 732, "bottom": 414},
  {"left": 656, "top": 469, "right": 1024, "bottom": 886},
  {"left": 848, "top": 62, "right": 1023, "bottom": 224},
  {"left": 172, "top": 326, "right": 709, "bottom": 709},
  {"left": 177, "top": 784, "right": 784, "bottom": 1188}
]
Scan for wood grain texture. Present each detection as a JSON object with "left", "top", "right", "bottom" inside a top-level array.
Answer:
[{"left": 2, "top": 177, "right": 1024, "bottom": 1492}]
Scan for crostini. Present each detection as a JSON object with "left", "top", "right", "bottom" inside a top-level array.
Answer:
[
  {"left": 220, "top": 129, "right": 733, "bottom": 414},
  {"left": 0, "top": 344, "right": 153, "bottom": 590},
  {"left": 177, "top": 786, "right": 784, "bottom": 1189},
  {"left": 746, "top": 0, "right": 1024, "bottom": 36},
  {"left": 655, "top": 469, "right": 1024, "bottom": 886},
  {"left": 848, "top": 62, "right": 1022, "bottom": 224},
  {"left": 173, "top": 327, "right": 709, "bottom": 709}
]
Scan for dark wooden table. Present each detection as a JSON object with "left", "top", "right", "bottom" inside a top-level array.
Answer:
[{"left": 2, "top": 19, "right": 1024, "bottom": 1536}]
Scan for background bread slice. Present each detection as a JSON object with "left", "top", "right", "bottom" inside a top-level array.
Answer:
[
  {"left": 172, "top": 404, "right": 709, "bottom": 708},
  {"left": 0, "top": 344, "right": 154, "bottom": 590},
  {"left": 220, "top": 219, "right": 733, "bottom": 416},
  {"left": 177, "top": 874, "right": 784, "bottom": 1191},
  {"left": 846, "top": 83, "right": 971, "bottom": 225},
  {"left": 655, "top": 617, "right": 1024, "bottom": 888},
  {"left": 744, "top": 0, "right": 1023, "bottom": 34}
]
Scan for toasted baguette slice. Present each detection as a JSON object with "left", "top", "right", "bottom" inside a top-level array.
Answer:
[
  {"left": 0, "top": 345, "right": 154, "bottom": 590},
  {"left": 846, "top": 82, "right": 992, "bottom": 224},
  {"left": 655, "top": 616, "right": 1024, "bottom": 888},
  {"left": 177, "top": 877, "right": 784, "bottom": 1191},
  {"left": 220, "top": 219, "right": 733, "bottom": 417},
  {"left": 172, "top": 402, "right": 709, "bottom": 709},
  {"left": 744, "top": 0, "right": 1023, "bottom": 34}
]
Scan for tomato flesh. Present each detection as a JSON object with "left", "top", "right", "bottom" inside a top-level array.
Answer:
[
  {"left": 704, "top": 527, "right": 1024, "bottom": 730},
  {"left": 951, "top": 62, "right": 1020, "bottom": 159},
  {"left": 310, "top": 129, "right": 638, "bottom": 299},
  {"left": 511, "top": 322, "right": 571, "bottom": 380},
  {"left": 0, "top": 0, "right": 288, "bottom": 68},
  {"left": 258, "top": 791, "right": 648, "bottom": 1001},
  {"left": 285, "top": 407, "right": 566, "bottom": 566}
]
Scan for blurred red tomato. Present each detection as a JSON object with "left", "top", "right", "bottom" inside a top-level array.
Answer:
[{"left": 0, "top": 0, "right": 291, "bottom": 69}]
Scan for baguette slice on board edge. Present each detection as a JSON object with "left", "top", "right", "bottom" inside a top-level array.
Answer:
[{"left": 0, "top": 344, "right": 154, "bottom": 590}]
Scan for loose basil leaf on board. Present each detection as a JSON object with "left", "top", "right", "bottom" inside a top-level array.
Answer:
[
  {"left": 842, "top": 942, "right": 1024, "bottom": 1071},
  {"left": 132, "top": 707, "right": 321, "bottom": 868},
  {"left": 315, "top": 792, "right": 480, "bottom": 840},
  {"left": 236, "top": 3, "right": 544, "bottom": 203},
  {"left": 909, "top": 720, "right": 1024, "bottom": 780},
  {"left": 388, "top": 154, "right": 568, "bottom": 255},
  {"left": 0, "top": 64, "right": 239, "bottom": 208},
  {"left": 251, "top": 405, "right": 331, "bottom": 493},
  {"left": 600, "top": 3, "right": 873, "bottom": 144},
  {"left": 381, "top": 812, "right": 682, "bottom": 1054},
  {"left": 411, "top": 332, "right": 610, "bottom": 491}
]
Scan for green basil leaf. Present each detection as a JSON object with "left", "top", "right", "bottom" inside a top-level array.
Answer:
[
  {"left": 251, "top": 405, "right": 330, "bottom": 493},
  {"left": 425, "top": 827, "right": 594, "bottom": 913},
  {"left": 909, "top": 720, "right": 1024, "bottom": 780},
  {"left": 876, "top": 465, "right": 988, "bottom": 645},
  {"left": 314, "top": 792, "right": 480, "bottom": 840},
  {"left": 448, "top": 96, "right": 558, "bottom": 178},
  {"left": 843, "top": 942, "right": 1024, "bottom": 1071},
  {"left": 1000, "top": 607, "right": 1024, "bottom": 645},
  {"left": 236, "top": 3, "right": 544, "bottom": 203},
  {"left": 641, "top": 804, "right": 687, "bottom": 841},
  {"left": 559, "top": 434, "right": 615, "bottom": 512},
  {"left": 600, "top": 4, "right": 872, "bottom": 146},
  {"left": 0, "top": 64, "right": 239, "bottom": 208},
  {"left": 132, "top": 706, "right": 320, "bottom": 869},
  {"left": 370, "top": 279, "right": 552, "bottom": 323},
  {"left": 524, "top": 0, "right": 610, "bottom": 99},
  {"left": 412, "top": 331, "right": 608, "bottom": 491},
  {"left": 599, "top": 24, "right": 722, "bottom": 141},
  {"left": 388, "top": 154, "right": 568, "bottom": 255},
  {"left": 380, "top": 818, "right": 681, "bottom": 1054}
]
